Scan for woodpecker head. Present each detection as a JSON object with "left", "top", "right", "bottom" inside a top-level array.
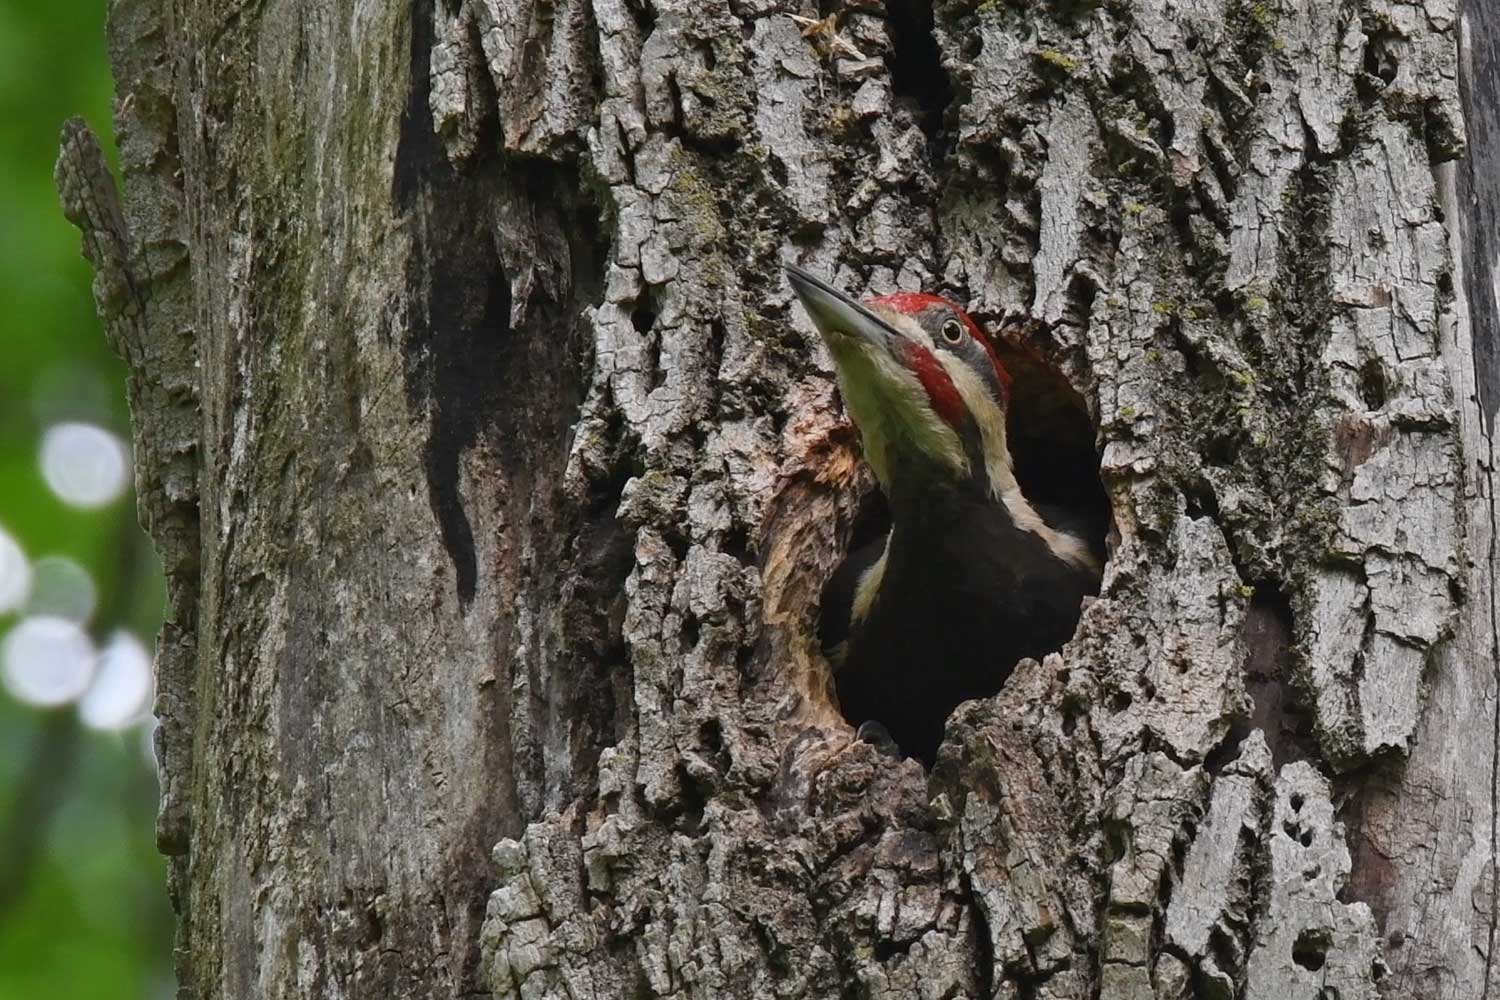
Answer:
[{"left": 787, "top": 264, "right": 1018, "bottom": 503}]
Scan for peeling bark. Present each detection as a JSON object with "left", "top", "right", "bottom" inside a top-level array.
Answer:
[{"left": 57, "top": 0, "right": 1500, "bottom": 996}]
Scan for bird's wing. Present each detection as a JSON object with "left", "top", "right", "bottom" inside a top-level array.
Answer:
[{"left": 818, "top": 534, "right": 888, "bottom": 668}]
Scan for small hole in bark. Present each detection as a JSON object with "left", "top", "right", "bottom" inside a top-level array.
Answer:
[
  {"left": 1205, "top": 725, "right": 1248, "bottom": 774},
  {"left": 675, "top": 771, "right": 708, "bottom": 835},
  {"left": 681, "top": 615, "right": 701, "bottom": 651},
  {"left": 632, "top": 284, "right": 657, "bottom": 335},
  {"left": 635, "top": 286, "right": 668, "bottom": 391},
  {"left": 1065, "top": 271, "right": 1100, "bottom": 329},
  {"left": 962, "top": 33, "right": 983, "bottom": 60},
  {"left": 721, "top": 522, "right": 752, "bottom": 563},
  {"left": 1110, "top": 690, "right": 1133, "bottom": 713},
  {"left": 971, "top": 143, "right": 1010, "bottom": 185},
  {"left": 1358, "top": 358, "right": 1387, "bottom": 410},
  {"left": 1290, "top": 792, "right": 1305, "bottom": 812},
  {"left": 1185, "top": 34, "right": 1199, "bottom": 51},
  {"left": 664, "top": 526, "right": 690, "bottom": 561},
  {"left": 629, "top": 0, "right": 656, "bottom": 34},
  {"left": 1183, "top": 479, "right": 1221, "bottom": 519},
  {"left": 708, "top": 317, "right": 727, "bottom": 375},
  {"left": 1102, "top": 820, "right": 1130, "bottom": 864},
  {"left": 666, "top": 71, "right": 687, "bottom": 134},
  {"left": 768, "top": 155, "right": 789, "bottom": 189},
  {"left": 1363, "top": 36, "right": 1398, "bottom": 84},
  {"left": 1204, "top": 429, "right": 1239, "bottom": 466},
  {"left": 700, "top": 718, "right": 724, "bottom": 758},
  {"left": 1293, "top": 929, "right": 1330, "bottom": 971},
  {"left": 1300, "top": 828, "right": 1314, "bottom": 847},
  {"left": 359, "top": 898, "right": 384, "bottom": 949},
  {"left": 1209, "top": 288, "right": 1238, "bottom": 318}
]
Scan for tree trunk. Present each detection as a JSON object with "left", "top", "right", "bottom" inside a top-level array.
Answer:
[{"left": 57, "top": 0, "right": 1497, "bottom": 995}]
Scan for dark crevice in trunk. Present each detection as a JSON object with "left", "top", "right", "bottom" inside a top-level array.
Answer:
[
  {"left": 1275, "top": 151, "right": 1333, "bottom": 400},
  {"left": 1458, "top": 0, "right": 1500, "bottom": 428},
  {"left": 394, "top": 0, "right": 509, "bottom": 609},
  {"left": 559, "top": 479, "right": 636, "bottom": 789},
  {"left": 1456, "top": 9, "right": 1500, "bottom": 994},
  {"left": 969, "top": 892, "right": 996, "bottom": 999},
  {"left": 884, "top": 0, "right": 953, "bottom": 159},
  {"left": 627, "top": 0, "right": 656, "bottom": 37},
  {"left": 1240, "top": 584, "right": 1315, "bottom": 770}
]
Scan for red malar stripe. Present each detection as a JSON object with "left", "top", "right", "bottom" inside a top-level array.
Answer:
[{"left": 902, "top": 343, "right": 966, "bottom": 428}]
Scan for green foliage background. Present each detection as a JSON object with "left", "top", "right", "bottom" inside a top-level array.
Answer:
[{"left": 0, "top": 0, "right": 174, "bottom": 995}]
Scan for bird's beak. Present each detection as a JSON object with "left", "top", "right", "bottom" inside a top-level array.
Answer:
[
  {"left": 786, "top": 264, "right": 973, "bottom": 485},
  {"left": 786, "top": 264, "right": 905, "bottom": 362}
]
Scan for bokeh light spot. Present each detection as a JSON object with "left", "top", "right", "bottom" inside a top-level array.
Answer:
[
  {"left": 25, "top": 555, "right": 97, "bottom": 622},
  {"left": 0, "top": 525, "right": 31, "bottom": 614},
  {"left": 39, "top": 421, "right": 130, "bottom": 509},
  {"left": 78, "top": 631, "right": 153, "bottom": 730},
  {"left": 1, "top": 614, "right": 97, "bottom": 707}
]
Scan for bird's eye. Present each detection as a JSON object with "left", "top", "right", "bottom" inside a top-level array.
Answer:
[{"left": 941, "top": 319, "right": 964, "bottom": 345}]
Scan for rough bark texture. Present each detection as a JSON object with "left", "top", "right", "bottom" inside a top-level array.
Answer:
[{"left": 58, "top": 0, "right": 1500, "bottom": 995}]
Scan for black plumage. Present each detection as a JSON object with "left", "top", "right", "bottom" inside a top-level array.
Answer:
[{"left": 821, "top": 481, "right": 1100, "bottom": 766}]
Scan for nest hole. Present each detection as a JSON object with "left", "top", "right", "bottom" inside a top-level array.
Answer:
[
  {"left": 1292, "top": 929, "right": 1330, "bottom": 972},
  {"left": 997, "top": 343, "right": 1113, "bottom": 565},
  {"left": 825, "top": 339, "right": 1112, "bottom": 765}
]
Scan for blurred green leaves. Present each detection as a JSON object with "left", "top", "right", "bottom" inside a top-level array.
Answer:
[{"left": 0, "top": 0, "right": 173, "bottom": 994}]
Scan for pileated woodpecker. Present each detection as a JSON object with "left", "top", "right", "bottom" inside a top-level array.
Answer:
[{"left": 787, "top": 264, "right": 1103, "bottom": 765}]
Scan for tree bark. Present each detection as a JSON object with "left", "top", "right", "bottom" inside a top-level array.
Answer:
[{"left": 57, "top": 0, "right": 1497, "bottom": 996}]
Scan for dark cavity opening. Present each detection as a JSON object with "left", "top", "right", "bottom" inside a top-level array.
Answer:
[
  {"left": 631, "top": 283, "right": 657, "bottom": 335},
  {"left": 1359, "top": 357, "right": 1387, "bottom": 410},
  {"left": 822, "top": 335, "right": 1111, "bottom": 767},
  {"left": 997, "top": 342, "right": 1113, "bottom": 567},
  {"left": 884, "top": 0, "right": 953, "bottom": 154},
  {"left": 1293, "top": 929, "right": 1330, "bottom": 971},
  {"left": 1241, "top": 582, "right": 1317, "bottom": 769}
]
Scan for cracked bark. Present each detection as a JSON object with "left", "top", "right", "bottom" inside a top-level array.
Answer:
[{"left": 56, "top": 0, "right": 1500, "bottom": 996}]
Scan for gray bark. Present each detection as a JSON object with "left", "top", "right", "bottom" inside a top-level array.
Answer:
[{"left": 56, "top": 0, "right": 1499, "bottom": 996}]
